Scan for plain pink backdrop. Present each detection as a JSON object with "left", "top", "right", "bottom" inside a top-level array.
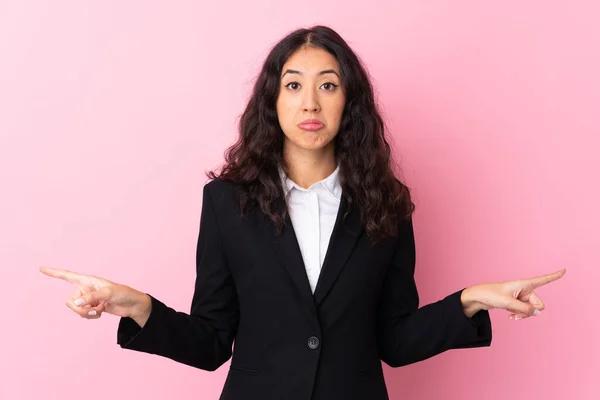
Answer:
[{"left": 2, "top": 1, "right": 598, "bottom": 399}]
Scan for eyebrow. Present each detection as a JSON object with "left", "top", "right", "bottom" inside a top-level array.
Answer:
[{"left": 281, "top": 69, "right": 340, "bottom": 78}]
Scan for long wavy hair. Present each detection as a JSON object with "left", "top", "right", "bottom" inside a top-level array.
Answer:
[{"left": 208, "top": 25, "right": 415, "bottom": 242}]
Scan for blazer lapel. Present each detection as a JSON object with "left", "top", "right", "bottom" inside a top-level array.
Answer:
[
  {"left": 313, "top": 194, "right": 363, "bottom": 306},
  {"left": 269, "top": 193, "right": 363, "bottom": 319},
  {"left": 269, "top": 197, "right": 319, "bottom": 325}
]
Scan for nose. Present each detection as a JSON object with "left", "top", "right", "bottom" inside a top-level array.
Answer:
[{"left": 302, "top": 87, "right": 320, "bottom": 112}]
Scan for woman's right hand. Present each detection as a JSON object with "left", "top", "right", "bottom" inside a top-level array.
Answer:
[{"left": 39, "top": 266, "right": 152, "bottom": 327}]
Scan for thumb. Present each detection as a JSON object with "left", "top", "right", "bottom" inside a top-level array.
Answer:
[
  {"left": 73, "top": 287, "right": 112, "bottom": 307},
  {"left": 505, "top": 296, "right": 540, "bottom": 317}
]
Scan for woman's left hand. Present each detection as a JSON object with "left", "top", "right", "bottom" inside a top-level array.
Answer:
[{"left": 461, "top": 268, "right": 566, "bottom": 320}]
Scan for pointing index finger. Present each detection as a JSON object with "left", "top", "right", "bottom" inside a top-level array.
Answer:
[
  {"left": 527, "top": 268, "right": 567, "bottom": 289},
  {"left": 39, "top": 266, "right": 87, "bottom": 285}
]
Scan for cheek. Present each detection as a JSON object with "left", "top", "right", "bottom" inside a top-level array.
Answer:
[
  {"left": 276, "top": 106, "right": 298, "bottom": 139},
  {"left": 276, "top": 98, "right": 297, "bottom": 124},
  {"left": 329, "top": 102, "right": 345, "bottom": 127}
]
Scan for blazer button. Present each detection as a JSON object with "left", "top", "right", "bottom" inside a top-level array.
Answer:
[{"left": 308, "top": 336, "right": 320, "bottom": 350}]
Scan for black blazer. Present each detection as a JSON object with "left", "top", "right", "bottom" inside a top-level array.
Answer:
[{"left": 117, "top": 179, "right": 492, "bottom": 400}]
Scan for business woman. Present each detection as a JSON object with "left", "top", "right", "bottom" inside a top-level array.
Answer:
[{"left": 40, "top": 25, "right": 565, "bottom": 400}]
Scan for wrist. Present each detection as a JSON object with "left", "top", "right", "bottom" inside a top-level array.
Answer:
[
  {"left": 460, "top": 286, "right": 484, "bottom": 318},
  {"left": 130, "top": 293, "right": 152, "bottom": 327}
]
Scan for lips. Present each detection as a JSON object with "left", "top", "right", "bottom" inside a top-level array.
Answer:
[{"left": 298, "top": 119, "right": 324, "bottom": 131}]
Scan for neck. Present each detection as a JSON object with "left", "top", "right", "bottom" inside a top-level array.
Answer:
[{"left": 282, "top": 141, "right": 337, "bottom": 189}]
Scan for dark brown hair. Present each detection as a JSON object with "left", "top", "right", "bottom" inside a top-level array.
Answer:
[{"left": 208, "top": 25, "right": 415, "bottom": 242}]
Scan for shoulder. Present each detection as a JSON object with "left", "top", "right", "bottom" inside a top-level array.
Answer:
[
  {"left": 202, "top": 178, "right": 243, "bottom": 211},
  {"left": 203, "top": 178, "right": 240, "bottom": 196}
]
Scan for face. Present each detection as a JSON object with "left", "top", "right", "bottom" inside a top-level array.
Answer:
[{"left": 276, "top": 46, "right": 346, "bottom": 155}]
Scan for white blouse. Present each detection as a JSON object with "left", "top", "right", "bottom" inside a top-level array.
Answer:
[{"left": 279, "top": 165, "right": 342, "bottom": 293}]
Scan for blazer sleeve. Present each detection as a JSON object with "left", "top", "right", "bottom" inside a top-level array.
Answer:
[
  {"left": 377, "top": 217, "right": 492, "bottom": 368},
  {"left": 115, "top": 182, "right": 240, "bottom": 371}
]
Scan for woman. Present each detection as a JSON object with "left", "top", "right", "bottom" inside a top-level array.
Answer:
[{"left": 40, "top": 25, "right": 565, "bottom": 400}]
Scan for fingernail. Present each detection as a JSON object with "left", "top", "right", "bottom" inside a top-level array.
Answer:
[
  {"left": 533, "top": 309, "right": 541, "bottom": 316},
  {"left": 88, "top": 310, "right": 97, "bottom": 316},
  {"left": 74, "top": 298, "right": 84, "bottom": 306},
  {"left": 514, "top": 316, "right": 523, "bottom": 320}
]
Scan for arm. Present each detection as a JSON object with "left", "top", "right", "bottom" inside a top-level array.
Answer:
[
  {"left": 377, "top": 218, "right": 492, "bottom": 368},
  {"left": 116, "top": 182, "right": 240, "bottom": 371}
]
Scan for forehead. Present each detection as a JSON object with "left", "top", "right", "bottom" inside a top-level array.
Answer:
[{"left": 281, "top": 46, "right": 340, "bottom": 75}]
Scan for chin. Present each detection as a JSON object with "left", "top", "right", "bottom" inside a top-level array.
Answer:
[
  {"left": 295, "top": 133, "right": 335, "bottom": 151},
  {"left": 282, "top": 128, "right": 337, "bottom": 153},
  {"left": 298, "top": 140, "right": 332, "bottom": 152}
]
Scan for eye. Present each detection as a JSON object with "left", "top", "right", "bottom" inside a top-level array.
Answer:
[
  {"left": 284, "top": 82, "right": 300, "bottom": 90},
  {"left": 283, "top": 82, "right": 339, "bottom": 91}
]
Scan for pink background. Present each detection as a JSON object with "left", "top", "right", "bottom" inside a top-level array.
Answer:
[{"left": 2, "top": 1, "right": 598, "bottom": 399}]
